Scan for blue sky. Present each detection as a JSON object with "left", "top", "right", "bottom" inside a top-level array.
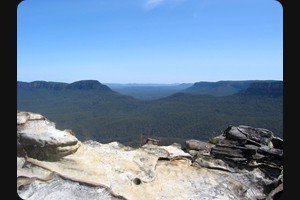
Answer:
[{"left": 17, "top": 0, "right": 283, "bottom": 84}]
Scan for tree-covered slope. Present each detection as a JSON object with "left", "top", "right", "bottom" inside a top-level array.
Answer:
[
  {"left": 107, "top": 83, "right": 193, "bottom": 100},
  {"left": 239, "top": 80, "right": 283, "bottom": 97},
  {"left": 17, "top": 80, "right": 283, "bottom": 147},
  {"left": 183, "top": 80, "right": 258, "bottom": 96}
]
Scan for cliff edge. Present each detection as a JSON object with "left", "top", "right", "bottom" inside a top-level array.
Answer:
[{"left": 17, "top": 111, "right": 283, "bottom": 200}]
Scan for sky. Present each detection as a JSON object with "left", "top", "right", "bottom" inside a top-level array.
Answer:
[{"left": 17, "top": 0, "right": 283, "bottom": 84}]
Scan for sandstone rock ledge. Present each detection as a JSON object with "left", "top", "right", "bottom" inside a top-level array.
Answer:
[
  {"left": 17, "top": 111, "right": 80, "bottom": 160},
  {"left": 17, "top": 111, "right": 283, "bottom": 200}
]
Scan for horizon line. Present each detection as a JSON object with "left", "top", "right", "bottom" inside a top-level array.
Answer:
[{"left": 17, "top": 79, "right": 283, "bottom": 85}]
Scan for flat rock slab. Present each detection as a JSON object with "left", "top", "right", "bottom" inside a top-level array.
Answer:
[
  {"left": 26, "top": 142, "right": 263, "bottom": 200},
  {"left": 18, "top": 177, "right": 121, "bottom": 200}
]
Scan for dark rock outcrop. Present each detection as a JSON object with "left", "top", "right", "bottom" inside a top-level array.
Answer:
[
  {"left": 185, "top": 139, "right": 214, "bottom": 156},
  {"left": 187, "top": 125, "right": 283, "bottom": 199},
  {"left": 224, "top": 125, "right": 274, "bottom": 146},
  {"left": 212, "top": 125, "right": 283, "bottom": 171},
  {"left": 271, "top": 136, "right": 283, "bottom": 149}
]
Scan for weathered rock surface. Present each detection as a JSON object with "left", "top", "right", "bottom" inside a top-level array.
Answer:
[
  {"left": 190, "top": 125, "right": 283, "bottom": 199},
  {"left": 224, "top": 125, "right": 274, "bottom": 147},
  {"left": 142, "top": 141, "right": 192, "bottom": 160},
  {"left": 17, "top": 111, "right": 80, "bottom": 160},
  {"left": 18, "top": 177, "right": 122, "bottom": 200},
  {"left": 185, "top": 139, "right": 214, "bottom": 155},
  {"left": 17, "top": 112, "right": 283, "bottom": 200},
  {"left": 19, "top": 141, "right": 251, "bottom": 200},
  {"left": 209, "top": 125, "right": 283, "bottom": 174}
]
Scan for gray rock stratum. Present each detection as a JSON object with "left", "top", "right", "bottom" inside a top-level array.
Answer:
[{"left": 17, "top": 111, "right": 283, "bottom": 200}]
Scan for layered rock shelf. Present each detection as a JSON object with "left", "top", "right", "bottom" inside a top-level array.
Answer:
[
  {"left": 17, "top": 111, "right": 80, "bottom": 160},
  {"left": 17, "top": 111, "right": 283, "bottom": 200}
]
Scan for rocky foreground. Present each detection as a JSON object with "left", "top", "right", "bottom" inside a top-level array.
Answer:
[{"left": 17, "top": 111, "right": 283, "bottom": 200}]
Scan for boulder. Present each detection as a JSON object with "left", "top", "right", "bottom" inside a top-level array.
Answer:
[
  {"left": 237, "top": 125, "right": 274, "bottom": 146},
  {"left": 223, "top": 125, "right": 274, "bottom": 147},
  {"left": 224, "top": 126, "right": 248, "bottom": 142},
  {"left": 17, "top": 111, "right": 80, "bottom": 160},
  {"left": 185, "top": 139, "right": 214, "bottom": 153}
]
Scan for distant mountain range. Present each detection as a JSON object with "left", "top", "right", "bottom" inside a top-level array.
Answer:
[
  {"left": 18, "top": 80, "right": 112, "bottom": 91},
  {"left": 107, "top": 83, "right": 193, "bottom": 100},
  {"left": 106, "top": 80, "right": 282, "bottom": 100},
  {"left": 17, "top": 80, "right": 283, "bottom": 147},
  {"left": 183, "top": 80, "right": 256, "bottom": 96}
]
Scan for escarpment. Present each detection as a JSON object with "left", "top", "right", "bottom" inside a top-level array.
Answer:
[{"left": 17, "top": 111, "right": 283, "bottom": 200}]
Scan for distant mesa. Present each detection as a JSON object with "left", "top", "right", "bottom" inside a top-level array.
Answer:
[
  {"left": 17, "top": 81, "right": 68, "bottom": 90},
  {"left": 184, "top": 80, "right": 283, "bottom": 97},
  {"left": 17, "top": 80, "right": 112, "bottom": 91},
  {"left": 66, "top": 80, "right": 111, "bottom": 91},
  {"left": 183, "top": 80, "right": 256, "bottom": 96},
  {"left": 238, "top": 81, "right": 283, "bottom": 97}
]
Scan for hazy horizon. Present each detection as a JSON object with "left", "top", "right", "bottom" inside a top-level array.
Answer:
[{"left": 17, "top": 79, "right": 282, "bottom": 86}]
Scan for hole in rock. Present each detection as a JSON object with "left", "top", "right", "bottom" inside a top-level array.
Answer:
[{"left": 133, "top": 178, "right": 142, "bottom": 185}]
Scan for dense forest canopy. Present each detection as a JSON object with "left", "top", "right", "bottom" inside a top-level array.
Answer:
[{"left": 17, "top": 80, "right": 283, "bottom": 147}]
